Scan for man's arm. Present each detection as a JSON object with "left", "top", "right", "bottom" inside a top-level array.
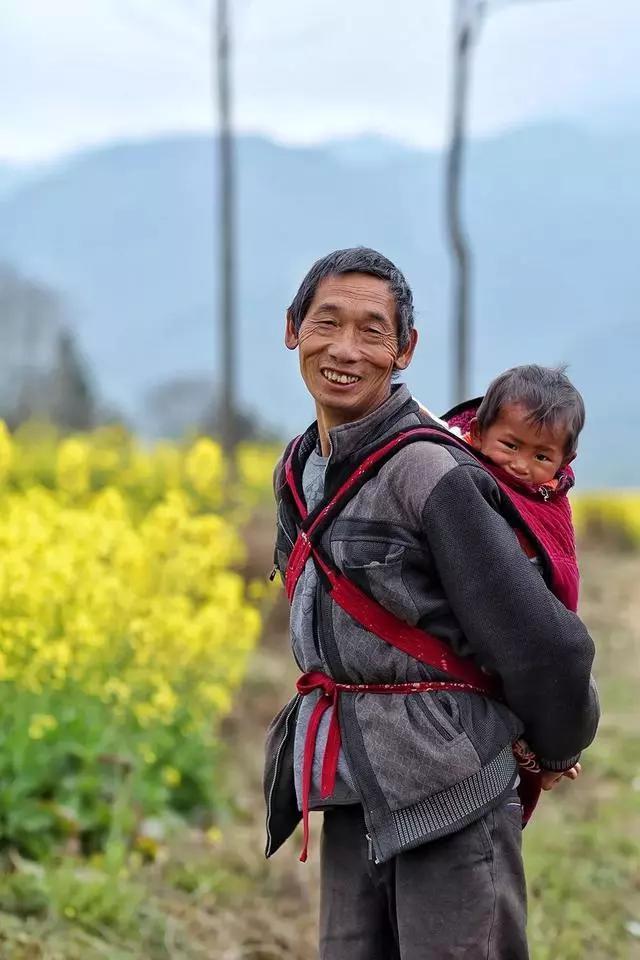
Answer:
[{"left": 421, "top": 462, "right": 599, "bottom": 768}]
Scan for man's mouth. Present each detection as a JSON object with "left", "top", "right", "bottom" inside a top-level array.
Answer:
[{"left": 321, "top": 368, "right": 361, "bottom": 386}]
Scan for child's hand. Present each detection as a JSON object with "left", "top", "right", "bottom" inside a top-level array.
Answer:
[{"left": 540, "top": 762, "right": 581, "bottom": 791}]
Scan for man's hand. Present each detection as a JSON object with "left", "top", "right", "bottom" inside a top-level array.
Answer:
[{"left": 540, "top": 762, "right": 582, "bottom": 791}]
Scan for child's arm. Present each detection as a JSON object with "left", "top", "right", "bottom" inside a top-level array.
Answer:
[
  {"left": 420, "top": 463, "right": 599, "bottom": 768},
  {"left": 540, "top": 763, "right": 581, "bottom": 790}
]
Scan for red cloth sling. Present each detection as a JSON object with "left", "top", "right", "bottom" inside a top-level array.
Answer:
[
  {"left": 284, "top": 429, "right": 503, "bottom": 682},
  {"left": 283, "top": 427, "right": 547, "bottom": 860}
]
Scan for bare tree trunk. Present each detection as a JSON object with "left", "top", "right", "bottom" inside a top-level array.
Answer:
[
  {"left": 445, "top": 2, "right": 476, "bottom": 406},
  {"left": 214, "top": 0, "right": 236, "bottom": 457}
]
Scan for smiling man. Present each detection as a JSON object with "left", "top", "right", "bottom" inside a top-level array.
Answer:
[
  {"left": 284, "top": 265, "right": 417, "bottom": 450},
  {"left": 264, "top": 247, "right": 598, "bottom": 959}
]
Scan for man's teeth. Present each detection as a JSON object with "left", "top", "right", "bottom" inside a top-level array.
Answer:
[{"left": 322, "top": 369, "right": 360, "bottom": 385}]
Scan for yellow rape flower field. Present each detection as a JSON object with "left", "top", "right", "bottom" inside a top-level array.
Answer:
[
  {"left": 572, "top": 490, "right": 640, "bottom": 549},
  {"left": 0, "top": 421, "right": 275, "bottom": 859}
]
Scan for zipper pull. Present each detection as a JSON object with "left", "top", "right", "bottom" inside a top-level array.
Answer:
[
  {"left": 539, "top": 486, "right": 550, "bottom": 502},
  {"left": 366, "top": 833, "right": 376, "bottom": 862},
  {"left": 269, "top": 566, "right": 278, "bottom": 581}
]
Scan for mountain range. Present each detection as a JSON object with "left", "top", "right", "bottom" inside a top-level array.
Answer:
[{"left": 0, "top": 124, "right": 637, "bottom": 487}]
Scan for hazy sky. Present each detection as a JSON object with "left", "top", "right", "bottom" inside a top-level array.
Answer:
[{"left": 1, "top": 0, "right": 639, "bottom": 163}]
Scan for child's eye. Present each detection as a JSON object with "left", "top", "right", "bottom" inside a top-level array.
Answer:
[
  {"left": 536, "top": 454, "right": 551, "bottom": 462},
  {"left": 501, "top": 441, "right": 517, "bottom": 451}
]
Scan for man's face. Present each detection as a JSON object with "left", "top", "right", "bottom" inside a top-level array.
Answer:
[{"left": 285, "top": 273, "right": 417, "bottom": 426}]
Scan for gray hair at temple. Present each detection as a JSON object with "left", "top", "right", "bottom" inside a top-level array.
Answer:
[{"left": 287, "top": 247, "right": 415, "bottom": 351}]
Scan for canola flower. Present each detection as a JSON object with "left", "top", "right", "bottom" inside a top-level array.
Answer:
[
  {"left": 0, "top": 423, "right": 274, "bottom": 858},
  {"left": 572, "top": 491, "right": 640, "bottom": 549}
]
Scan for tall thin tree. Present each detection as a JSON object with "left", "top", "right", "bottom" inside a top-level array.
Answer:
[
  {"left": 446, "top": 0, "right": 486, "bottom": 407},
  {"left": 213, "top": 0, "right": 236, "bottom": 456},
  {"left": 445, "top": 0, "right": 564, "bottom": 406}
]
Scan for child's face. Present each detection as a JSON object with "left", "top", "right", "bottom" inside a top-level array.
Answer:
[{"left": 469, "top": 403, "right": 571, "bottom": 486}]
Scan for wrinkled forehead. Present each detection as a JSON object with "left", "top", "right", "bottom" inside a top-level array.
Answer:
[{"left": 306, "top": 273, "right": 397, "bottom": 326}]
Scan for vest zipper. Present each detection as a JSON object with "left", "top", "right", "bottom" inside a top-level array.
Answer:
[
  {"left": 366, "top": 832, "right": 380, "bottom": 864},
  {"left": 277, "top": 500, "right": 295, "bottom": 548}
]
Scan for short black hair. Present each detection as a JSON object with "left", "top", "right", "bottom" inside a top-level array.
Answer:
[
  {"left": 287, "top": 247, "right": 414, "bottom": 351},
  {"left": 476, "top": 364, "right": 585, "bottom": 456}
]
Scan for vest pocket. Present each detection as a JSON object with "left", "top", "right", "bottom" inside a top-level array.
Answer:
[
  {"left": 338, "top": 542, "right": 421, "bottom": 625},
  {"left": 411, "top": 690, "right": 463, "bottom": 742}
]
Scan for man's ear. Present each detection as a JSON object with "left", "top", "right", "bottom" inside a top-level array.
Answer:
[
  {"left": 284, "top": 309, "right": 299, "bottom": 351},
  {"left": 469, "top": 417, "right": 482, "bottom": 448},
  {"left": 394, "top": 328, "right": 418, "bottom": 371}
]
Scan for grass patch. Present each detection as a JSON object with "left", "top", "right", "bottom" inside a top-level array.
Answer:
[
  {"left": 525, "top": 549, "right": 640, "bottom": 959},
  {"left": 0, "top": 850, "right": 168, "bottom": 959},
  {"left": 526, "top": 727, "right": 640, "bottom": 959}
]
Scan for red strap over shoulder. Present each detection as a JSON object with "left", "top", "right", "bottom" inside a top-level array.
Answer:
[
  {"left": 284, "top": 426, "right": 474, "bottom": 603},
  {"left": 286, "top": 426, "right": 465, "bottom": 529},
  {"left": 282, "top": 426, "right": 499, "bottom": 694}
]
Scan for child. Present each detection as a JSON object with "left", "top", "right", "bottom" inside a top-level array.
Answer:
[{"left": 446, "top": 364, "right": 586, "bottom": 792}]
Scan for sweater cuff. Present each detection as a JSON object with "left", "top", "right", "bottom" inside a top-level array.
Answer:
[{"left": 538, "top": 753, "right": 581, "bottom": 772}]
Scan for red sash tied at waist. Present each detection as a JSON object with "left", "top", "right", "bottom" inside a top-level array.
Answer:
[{"left": 295, "top": 670, "right": 489, "bottom": 862}]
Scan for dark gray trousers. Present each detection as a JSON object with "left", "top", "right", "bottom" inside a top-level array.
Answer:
[{"left": 319, "top": 795, "right": 528, "bottom": 960}]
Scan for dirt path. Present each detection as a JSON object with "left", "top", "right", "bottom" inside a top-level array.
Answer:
[
  {"left": 179, "top": 509, "right": 320, "bottom": 960},
  {"left": 187, "top": 590, "right": 318, "bottom": 960}
]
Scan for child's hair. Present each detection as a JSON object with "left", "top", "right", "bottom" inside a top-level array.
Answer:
[{"left": 476, "top": 364, "right": 585, "bottom": 456}]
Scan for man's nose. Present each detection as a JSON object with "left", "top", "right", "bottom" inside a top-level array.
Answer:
[{"left": 327, "top": 328, "right": 360, "bottom": 364}]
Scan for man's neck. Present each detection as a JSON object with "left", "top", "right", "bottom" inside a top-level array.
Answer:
[
  {"left": 316, "top": 410, "right": 335, "bottom": 457},
  {"left": 315, "top": 391, "right": 394, "bottom": 457},
  {"left": 317, "top": 405, "right": 371, "bottom": 457}
]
